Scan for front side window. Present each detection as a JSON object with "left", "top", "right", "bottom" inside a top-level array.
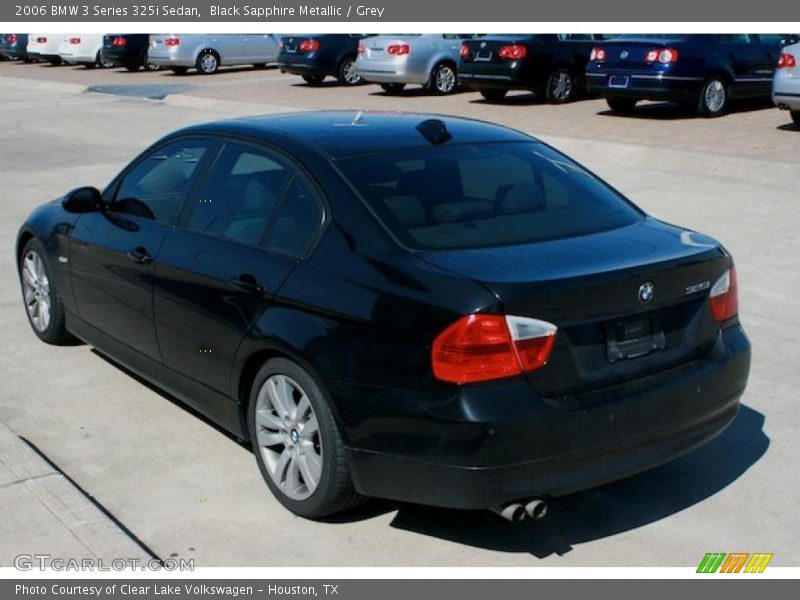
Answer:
[
  {"left": 112, "top": 139, "right": 211, "bottom": 224},
  {"left": 338, "top": 142, "right": 642, "bottom": 251}
]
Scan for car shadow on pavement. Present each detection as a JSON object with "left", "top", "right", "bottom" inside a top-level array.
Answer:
[
  {"left": 597, "top": 99, "right": 776, "bottom": 120},
  {"left": 387, "top": 404, "right": 769, "bottom": 558},
  {"left": 777, "top": 122, "right": 800, "bottom": 132}
]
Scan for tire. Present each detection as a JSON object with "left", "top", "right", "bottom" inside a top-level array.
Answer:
[
  {"left": 248, "top": 358, "right": 362, "bottom": 518},
  {"left": 790, "top": 109, "right": 800, "bottom": 127},
  {"left": 337, "top": 57, "right": 361, "bottom": 85},
  {"left": 125, "top": 64, "right": 140, "bottom": 72},
  {"left": 196, "top": 50, "right": 219, "bottom": 75},
  {"left": 18, "top": 238, "right": 73, "bottom": 345},
  {"left": 430, "top": 62, "right": 457, "bottom": 95},
  {"left": 697, "top": 76, "right": 729, "bottom": 117},
  {"left": 479, "top": 88, "right": 508, "bottom": 102},
  {"left": 302, "top": 74, "right": 325, "bottom": 86},
  {"left": 380, "top": 82, "right": 406, "bottom": 94},
  {"left": 252, "top": 63, "right": 268, "bottom": 69},
  {"left": 143, "top": 60, "right": 161, "bottom": 72},
  {"left": 606, "top": 97, "right": 638, "bottom": 113},
  {"left": 47, "top": 57, "right": 63, "bottom": 66},
  {"left": 96, "top": 51, "right": 113, "bottom": 69},
  {"left": 545, "top": 68, "right": 577, "bottom": 104},
  {"left": 171, "top": 67, "right": 189, "bottom": 75}
]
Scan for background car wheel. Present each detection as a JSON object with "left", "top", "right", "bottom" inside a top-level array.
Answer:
[
  {"left": 430, "top": 62, "right": 457, "bottom": 95},
  {"left": 143, "top": 60, "right": 161, "bottom": 72},
  {"left": 171, "top": 67, "right": 189, "bottom": 75},
  {"left": 47, "top": 57, "right": 63, "bottom": 66},
  {"left": 302, "top": 74, "right": 325, "bottom": 86},
  {"left": 248, "top": 358, "right": 363, "bottom": 518},
  {"left": 252, "top": 63, "right": 268, "bottom": 69},
  {"left": 698, "top": 76, "right": 729, "bottom": 117},
  {"left": 606, "top": 97, "right": 638, "bottom": 113},
  {"left": 790, "top": 110, "right": 800, "bottom": 127},
  {"left": 479, "top": 88, "right": 507, "bottom": 102},
  {"left": 337, "top": 57, "right": 361, "bottom": 85},
  {"left": 545, "top": 68, "right": 577, "bottom": 104},
  {"left": 196, "top": 50, "right": 219, "bottom": 75},
  {"left": 380, "top": 82, "right": 406, "bottom": 94},
  {"left": 124, "top": 64, "right": 140, "bottom": 72},
  {"left": 19, "top": 239, "right": 73, "bottom": 345}
]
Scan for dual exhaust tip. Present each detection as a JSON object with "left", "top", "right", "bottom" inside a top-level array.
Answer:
[{"left": 491, "top": 498, "right": 548, "bottom": 523}]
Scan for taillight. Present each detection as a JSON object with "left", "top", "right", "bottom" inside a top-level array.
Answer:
[
  {"left": 777, "top": 53, "right": 797, "bottom": 68},
  {"left": 645, "top": 48, "right": 679, "bottom": 63},
  {"left": 432, "top": 314, "right": 557, "bottom": 384},
  {"left": 357, "top": 42, "right": 365, "bottom": 54},
  {"left": 111, "top": 37, "right": 127, "bottom": 47},
  {"left": 710, "top": 268, "right": 739, "bottom": 322},
  {"left": 70, "top": 37, "right": 81, "bottom": 45},
  {"left": 299, "top": 39, "right": 319, "bottom": 52},
  {"left": 37, "top": 37, "right": 47, "bottom": 44},
  {"left": 164, "top": 37, "right": 180, "bottom": 47},
  {"left": 460, "top": 43, "right": 470, "bottom": 59},
  {"left": 497, "top": 44, "right": 527, "bottom": 60},
  {"left": 7, "top": 34, "right": 18, "bottom": 44},
  {"left": 387, "top": 44, "right": 410, "bottom": 56},
  {"left": 590, "top": 47, "right": 606, "bottom": 61},
  {"left": 278, "top": 40, "right": 285, "bottom": 49}
]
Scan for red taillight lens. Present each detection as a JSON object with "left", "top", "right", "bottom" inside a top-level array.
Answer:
[
  {"left": 497, "top": 44, "right": 527, "bottom": 60},
  {"left": 645, "top": 48, "right": 679, "bottom": 63},
  {"left": 432, "top": 315, "right": 557, "bottom": 384},
  {"left": 70, "top": 37, "right": 81, "bottom": 45},
  {"left": 112, "top": 37, "right": 127, "bottom": 47},
  {"left": 777, "top": 53, "right": 797, "bottom": 68},
  {"left": 590, "top": 47, "right": 606, "bottom": 61},
  {"left": 387, "top": 44, "right": 410, "bottom": 56},
  {"left": 357, "top": 42, "right": 365, "bottom": 54},
  {"left": 164, "top": 37, "right": 180, "bottom": 47},
  {"left": 7, "top": 34, "right": 18, "bottom": 44},
  {"left": 37, "top": 37, "right": 47, "bottom": 44},
  {"left": 460, "top": 43, "right": 470, "bottom": 59},
  {"left": 710, "top": 268, "right": 739, "bottom": 322},
  {"left": 299, "top": 39, "right": 319, "bottom": 52}
]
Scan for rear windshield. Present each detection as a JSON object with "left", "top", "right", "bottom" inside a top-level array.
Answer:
[{"left": 338, "top": 142, "right": 642, "bottom": 251}]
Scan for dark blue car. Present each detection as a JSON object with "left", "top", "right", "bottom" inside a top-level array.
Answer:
[
  {"left": 586, "top": 34, "right": 798, "bottom": 116},
  {"left": 0, "top": 34, "right": 31, "bottom": 61}
]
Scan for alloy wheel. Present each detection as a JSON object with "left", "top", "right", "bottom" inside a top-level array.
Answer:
[
  {"left": 342, "top": 59, "right": 360, "bottom": 85},
  {"left": 549, "top": 70, "right": 574, "bottom": 102},
  {"left": 199, "top": 53, "right": 218, "bottom": 74},
  {"left": 435, "top": 65, "right": 456, "bottom": 93},
  {"left": 704, "top": 80, "right": 726, "bottom": 114},
  {"left": 21, "top": 250, "right": 51, "bottom": 332}
]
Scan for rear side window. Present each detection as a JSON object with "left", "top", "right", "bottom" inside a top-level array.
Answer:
[
  {"left": 337, "top": 142, "right": 642, "bottom": 250},
  {"left": 265, "top": 176, "right": 323, "bottom": 257}
]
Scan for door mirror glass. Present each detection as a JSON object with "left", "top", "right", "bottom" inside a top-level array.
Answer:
[{"left": 62, "top": 187, "right": 104, "bottom": 214}]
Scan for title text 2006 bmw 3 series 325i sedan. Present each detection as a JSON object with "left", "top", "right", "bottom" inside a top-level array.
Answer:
[{"left": 17, "top": 113, "right": 750, "bottom": 522}]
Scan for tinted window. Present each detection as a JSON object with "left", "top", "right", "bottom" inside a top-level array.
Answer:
[
  {"left": 185, "top": 143, "right": 292, "bottom": 246},
  {"left": 113, "top": 139, "right": 211, "bottom": 224},
  {"left": 712, "top": 34, "right": 752, "bottom": 44},
  {"left": 338, "top": 142, "right": 642, "bottom": 250},
  {"left": 266, "top": 176, "right": 323, "bottom": 257}
]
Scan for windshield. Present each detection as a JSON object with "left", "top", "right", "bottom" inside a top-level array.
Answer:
[{"left": 338, "top": 142, "right": 643, "bottom": 251}]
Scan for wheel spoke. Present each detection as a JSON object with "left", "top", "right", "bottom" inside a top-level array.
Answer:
[
  {"left": 22, "top": 263, "right": 36, "bottom": 287},
  {"left": 256, "top": 407, "right": 285, "bottom": 431},
  {"left": 301, "top": 415, "right": 318, "bottom": 438},
  {"left": 297, "top": 451, "right": 322, "bottom": 490},
  {"left": 283, "top": 452, "right": 302, "bottom": 494},
  {"left": 293, "top": 394, "right": 310, "bottom": 422},
  {"left": 256, "top": 428, "right": 284, "bottom": 448},
  {"left": 274, "top": 448, "right": 291, "bottom": 480},
  {"left": 268, "top": 376, "right": 294, "bottom": 419}
]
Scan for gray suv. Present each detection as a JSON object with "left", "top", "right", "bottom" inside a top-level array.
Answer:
[{"left": 148, "top": 34, "right": 281, "bottom": 74}]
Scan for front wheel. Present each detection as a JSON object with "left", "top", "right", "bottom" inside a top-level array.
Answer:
[
  {"left": 479, "top": 88, "right": 507, "bottom": 102},
  {"left": 196, "top": 50, "right": 219, "bottom": 75},
  {"left": 606, "top": 97, "right": 638, "bottom": 113},
  {"left": 430, "top": 63, "right": 457, "bottom": 95},
  {"left": 790, "top": 109, "right": 800, "bottom": 127},
  {"left": 380, "top": 82, "right": 406, "bottom": 94},
  {"left": 337, "top": 57, "right": 361, "bottom": 85},
  {"left": 697, "top": 77, "right": 729, "bottom": 117},
  {"left": 19, "top": 239, "right": 73, "bottom": 345},
  {"left": 545, "top": 68, "right": 577, "bottom": 104},
  {"left": 248, "top": 358, "right": 362, "bottom": 518},
  {"left": 302, "top": 74, "right": 325, "bottom": 85}
]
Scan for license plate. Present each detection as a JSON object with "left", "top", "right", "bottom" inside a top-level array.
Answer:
[
  {"left": 605, "top": 316, "right": 666, "bottom": 363},
  {"left": 608, "top": 75, "right": 630, "bottom": 88},
  {"left": 287, "top": 45, "right": 297, "bottom": 53},
  {"left": 475, "top": 50, "right": 492, "bottom": 61}
]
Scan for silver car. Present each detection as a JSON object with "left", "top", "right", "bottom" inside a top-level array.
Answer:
[
  {"left": 58, "top": 34, "right": 111, "bottom": 68},
  {"left": 773, "top": 41, "right": 800, "bottom": 127},
  {"left": 148, "top": 34, "right": 281, "bottom": 75},
  {"left": 355, "top": 34, "right": 483, "bottom": 94}
]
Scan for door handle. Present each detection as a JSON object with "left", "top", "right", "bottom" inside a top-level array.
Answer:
[
  {"left": 127, "top": 246, "right": 153, "bottom": 264},
  {"left": 228, "top": 275, "right": 265, "bottom": 297}
]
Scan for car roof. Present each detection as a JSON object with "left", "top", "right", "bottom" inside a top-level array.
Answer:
[{"left": 173, "top": 111, "right": 536, "bottom": 160}]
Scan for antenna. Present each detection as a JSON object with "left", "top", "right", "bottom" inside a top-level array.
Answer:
[{"left": 415, "top": 119, "right": 452, "bottom": 145}]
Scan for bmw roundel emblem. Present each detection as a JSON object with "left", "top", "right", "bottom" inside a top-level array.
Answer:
[
  {"left": 480, "top": 41, "right": 487, "bottom": 48},
  {"left": 620, "top": 50, "right": 629, "bottom": 60},
  {"left": 638, "top": 282, "right": 655, "bottom": 303}
]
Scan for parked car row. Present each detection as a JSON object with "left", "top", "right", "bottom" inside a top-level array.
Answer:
[{"left": 2, "top": 32, "right": 799, "bottom": 124}]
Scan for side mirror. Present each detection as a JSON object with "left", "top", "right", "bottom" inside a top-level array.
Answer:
[{"left": 62, "top": 187, "right": 104, "bottom": 214}]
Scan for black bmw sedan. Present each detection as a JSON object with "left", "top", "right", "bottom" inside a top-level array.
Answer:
[{"left": 17, "top": 112, "right": 750, "bottom": 520}]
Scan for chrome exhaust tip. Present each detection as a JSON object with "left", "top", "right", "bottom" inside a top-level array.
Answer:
[
  {"left": 491, "top": 502, "right": 527, "bottom": 523},
  {"left": 524, "top": 498, "right": 548, "bottom": 520}
]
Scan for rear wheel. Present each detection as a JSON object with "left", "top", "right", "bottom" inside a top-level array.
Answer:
[
  {"left": 124, "top": 64, "right": 140, "bottom": 72},
  {"left": 380, "top": 82, "right": 406, "bottom": 94},
  {"left": 790, "top": 109, "right": 800, "bottom": 126},
  {"left": 196, "top": 50, "right": 219, "bottom": 75},
  {"left": 697, "top": 76, "right": 729, "bottom": 117},
  {"left": 337, "top": 57, "right": 361, "bottom": 85},
  {"left": 47, "top": 57, "right": 63, "bottom": 66},
  {"left": 430, "top": 62, "right": 457, "bottom": 95},
  {"left": 302, "top": 74, "right": 325, "bottom": 85},
  {"left": 606, "top": 97, "right": 638, "bottom": 113},
  {"left": 545, "top": 68, "right": 577, "bottom": 104},
  {"left": 19, "top": 239, "right": 73, "bottom": 345},
  {"left": 479, "top": 88, "right": 507, "bottom": 102},
  {"left": 248, "top": 358, "right": 362, "bottom": 518}
]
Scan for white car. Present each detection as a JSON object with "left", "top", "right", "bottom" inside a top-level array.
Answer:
[
  {"left": 58, "top": 34, "right": 110, "bottom": 68},
  {"left": 26, "top": 34, "right": 63, "bottom": 65},
  {"left": 773, "top": 41, "right": 800, "bottom": 127}
]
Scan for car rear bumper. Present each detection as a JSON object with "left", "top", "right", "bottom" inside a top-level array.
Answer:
[
  {"left": 355, "top": 59, "right": 426, "bottom": 85},
  {"left": 458, "top": 64, "right": 528, "bottom": 90},
  {"left": 773, "top": 91, "right": 800, "bottom": 110},
  {"left": 586, "top": 71, "right": 703, "bottom": 103},
  {"left": 341, "top": 324, "right": 750, "bottom": 509}
]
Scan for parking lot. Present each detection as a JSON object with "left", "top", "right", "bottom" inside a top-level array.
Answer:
[{"left": 1, "top": 60, "right": 799, "bottom": 567}]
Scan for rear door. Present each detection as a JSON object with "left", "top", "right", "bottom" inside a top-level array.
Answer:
[
  {"left": 753, "top": 34, "right": 791, "bottom": 94},
  {"left": 712, "top": 34, "right": 763, "bottom": 96},
  {"left": 154, "top": 140, "right": 325, "bottom": 393},
  {"left": 244, "top": 34, "right": 279, "bottom": 62},
  {"left": 69, "top": 137, "right": 216, "bottom": 359},
  {"left": 213, "top": 34, "right": 244, "bottom": 62}
]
